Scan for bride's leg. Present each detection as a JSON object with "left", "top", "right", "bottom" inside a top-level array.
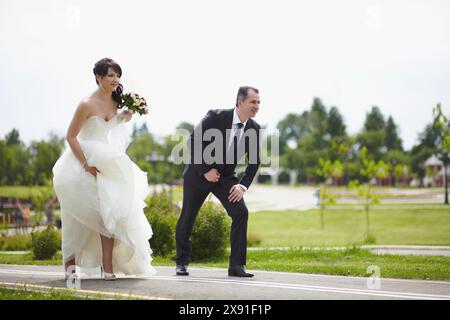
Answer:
[
  {"left": 64, "top": 258, "right": 75, "bottom": 272},
  {"left": 100, "top": 234, "right": 114, "bottom": 273}
]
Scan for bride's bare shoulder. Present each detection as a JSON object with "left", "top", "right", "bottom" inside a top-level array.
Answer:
[
  {"left": 67, "top": 97, "right": 97, "bottom": 133},
  {"left": 76, "top": 96, "right": 96, "bottom": 116}
]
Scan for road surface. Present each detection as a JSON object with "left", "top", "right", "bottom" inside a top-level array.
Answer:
[{"left": 0, "top": 265, "right": 449, "bottom": 300}]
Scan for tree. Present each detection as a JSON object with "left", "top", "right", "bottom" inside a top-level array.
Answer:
[
  {"left": 419, "top": 123, "right": 443, "bottom": 149},
  {"left": 327, "top": 106, "right": 346, "bottom": 138},
  {"left": 161, "top": 134, "right": 185, "bottom": 185},
  {"left": 5, "top": 129, "right": 22, "bottom": 146},
  {"left": 31, "top": 181, "right": 55, "bottom": 226},
  {"left": 277, "top": 112, "right": 309, "bottom": 152},
  {"left": 383, "top": 149, "right": 409, "bottom": 187},
  {"left": 297, "top": 135, "right": 329, "bottom": 183},
  {"left": 410, "top": 145, "right": 434, "bottom": 187},
  {"left": 176, "top": 121, "right": 194, "bottom": 133},
  {"left": 280, "top": 148, "right": 304, "bottom": 171},
  {"left": 385, "top": 116, "right": 403, "bottom": 151},
  {"left": 316, "top": 159, "right": 342, "bottom": 229},
  {"left": 310, "top": 98, "right": 328, "bottom": 122},
  {"left": 433, "top": 103, "right": 449, "bottom": 204},
  {"left": 127, "top": 131, "right": 184, "bottom": 187},
  {"left": 132, "top": 122, "right": 149, "bottom": 138},
  {"left": 410, "top": 123, "right": 442, "bottom": 187},
  {"left": 0, "top": 132, "right": 32, "bottom": 185},
  {"left": 356, "top": 130, "right": 386, "bottom": 160},
  {"left": 357, "top": 107, "right": 389, "bottom": 160},
  {"left": 29, "top": 137, "right": 64, "bottom": 185},
  {"left": 0, "top": 140, "right": 9, "bottom": 185},
  {"left": 350, "top": 147, "right": 389, "bottom": 243},
  {"left": 364, "top": 106, "right": 385, "bottom": 131},
  {"left": 127, "top": 132, "right": 157, "bottom": 183},
  {"left": 309, "top": 98, "right": 329, "bottom": 149}
]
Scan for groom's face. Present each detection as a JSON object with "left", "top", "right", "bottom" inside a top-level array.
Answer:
[{"left": 238, "top": 89, "right": 260, "bottom": 119}]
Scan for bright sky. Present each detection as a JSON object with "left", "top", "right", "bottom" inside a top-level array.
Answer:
[{"left": 1, "top": 0, "right": 449, "bottom": 150}]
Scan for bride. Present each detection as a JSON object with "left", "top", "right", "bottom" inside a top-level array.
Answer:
[{"left": 52, "top": 58, "right": 156, "bottom": 280}]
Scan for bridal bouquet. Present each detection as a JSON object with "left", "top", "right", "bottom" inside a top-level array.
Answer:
[{"left": 121, "top": 92, "right": 149, "bottom": 115}]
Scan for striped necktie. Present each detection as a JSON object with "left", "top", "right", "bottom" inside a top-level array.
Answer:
[{"left": 227, "top": 122, "right": 244, "bottom": 164}]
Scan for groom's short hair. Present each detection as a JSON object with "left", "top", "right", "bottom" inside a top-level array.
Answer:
[{"left": 236, "top": 86, "right": 259, "bottom": 106}]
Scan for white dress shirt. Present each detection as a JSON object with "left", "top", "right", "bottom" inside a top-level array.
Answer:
[{"left": 230, "top": 108, "right": 248, "bottom": 192}]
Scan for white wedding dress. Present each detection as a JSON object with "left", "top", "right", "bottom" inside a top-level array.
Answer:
[{"left": 52, "top": 113, "right": 156, "bottom": 277}]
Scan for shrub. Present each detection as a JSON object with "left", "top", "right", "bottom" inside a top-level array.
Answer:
[
  {"left": 31, "top": 225, "right": 60, "bottom": 260},
  {"left": 0, "top": 234, "right": 32, "bottom": 251},
  {"left": 144, "top": 190, "right": 232, "bottom": 262},
  {"left": 191, "top": 200, "right": 230, "bottom": 262},
  {"left": 145, "top": 190, "right": 178, "bottom": 214},
  {"left": 147, "top": 213, "right": 177, "bottom": 257},
  {"left": 364, "top": 234, "right": 377, "bottom": 245},
  {"left": 144, "top": 191, "right": 179, "bottom": 257}
]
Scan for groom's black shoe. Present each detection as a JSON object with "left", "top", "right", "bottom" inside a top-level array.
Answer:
[
  {"left": 176, "top": 264, "right": 189, "bottom": 276},
  {"left": 228, "top": 265, "right": 254, "bottom": 278}
]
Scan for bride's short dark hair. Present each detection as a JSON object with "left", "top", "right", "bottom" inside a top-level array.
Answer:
[{"left": 93, "top": 58, "right": 124, "bottom": 107}]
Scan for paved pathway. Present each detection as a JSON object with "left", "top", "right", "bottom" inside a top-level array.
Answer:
[
  {"left": 3, "top": 245, "right": 450, "bottom": 257},
  {"left": 248, "top": 245, "right": 450, "bottom": 257},
  {"left": 0, "top": 265, "right": 449, "bottom": 300},
  {"left": 206, "top": 185, "right": 446, "bottom": 212}
]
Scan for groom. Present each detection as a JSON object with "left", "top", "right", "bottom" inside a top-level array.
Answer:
[{"left": 175, "top": 86, "right": 261, "bottom": 277}]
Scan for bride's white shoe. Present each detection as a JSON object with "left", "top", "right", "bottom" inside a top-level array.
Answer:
[
  {"left": 64, "top": 269, "right": 79, "bottom": 281},
  {"left": 101, "top": 266, "right": 117, "bottom": 281}
]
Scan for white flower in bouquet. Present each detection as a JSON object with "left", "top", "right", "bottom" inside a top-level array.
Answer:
[{"left": 121, "top": 92, "right": 149, "bottom": 115}]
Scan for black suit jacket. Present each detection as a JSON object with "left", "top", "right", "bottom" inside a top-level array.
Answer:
[{"left": 183, "top": 108, "right": 261, "bottom": 190}]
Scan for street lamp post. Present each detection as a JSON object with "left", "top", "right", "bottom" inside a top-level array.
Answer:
[{"left": 441, "top": 152, "right": 449, "bottom": 205}]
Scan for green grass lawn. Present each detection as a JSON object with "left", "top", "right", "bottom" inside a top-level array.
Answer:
[
  {"left": 0, "top": 252, "right": 63, "bottom": 265},
  {"left": 0, "top": 286, "right": 96, "bottom": 300},
  {"left": 331, "top": 203, "right": 448, "bottom": 207},
  {"left": 0, "top": 252, "right": 173, "bottom": 267},
  {"left": 172, "top": 185, "right": 183, "bottom": 203},
  {"left": 0, "top": 186, "right": 54, "bottom": 199},
  {"left": 1, "top": 186, "right": 449, "bottom": 282},
  {"left": 1, "top": 248, "right": 449, "bottom": 281},
  {"left": 248, "top": 208, "right": 450, "bottom": 247}
]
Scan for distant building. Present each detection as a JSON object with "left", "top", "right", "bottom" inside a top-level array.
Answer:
[
  {"left": 424, "top": 155, "right": 450, "bottom": 187},
  {"left": 370, "top": 168, "right": 411, "bottom": 187}
]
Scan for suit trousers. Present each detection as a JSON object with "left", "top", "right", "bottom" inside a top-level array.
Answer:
[{"left": 175, "top": 178, "right": 249, "bottom": 267}]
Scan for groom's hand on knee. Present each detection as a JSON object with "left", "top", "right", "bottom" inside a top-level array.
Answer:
[{"left": 228, "top": 185, "right": 245, "bottom": 203}]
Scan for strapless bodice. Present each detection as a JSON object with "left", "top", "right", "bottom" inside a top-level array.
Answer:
[{"left": 78, "top": 115, "right": 119, "bottom": 142}]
